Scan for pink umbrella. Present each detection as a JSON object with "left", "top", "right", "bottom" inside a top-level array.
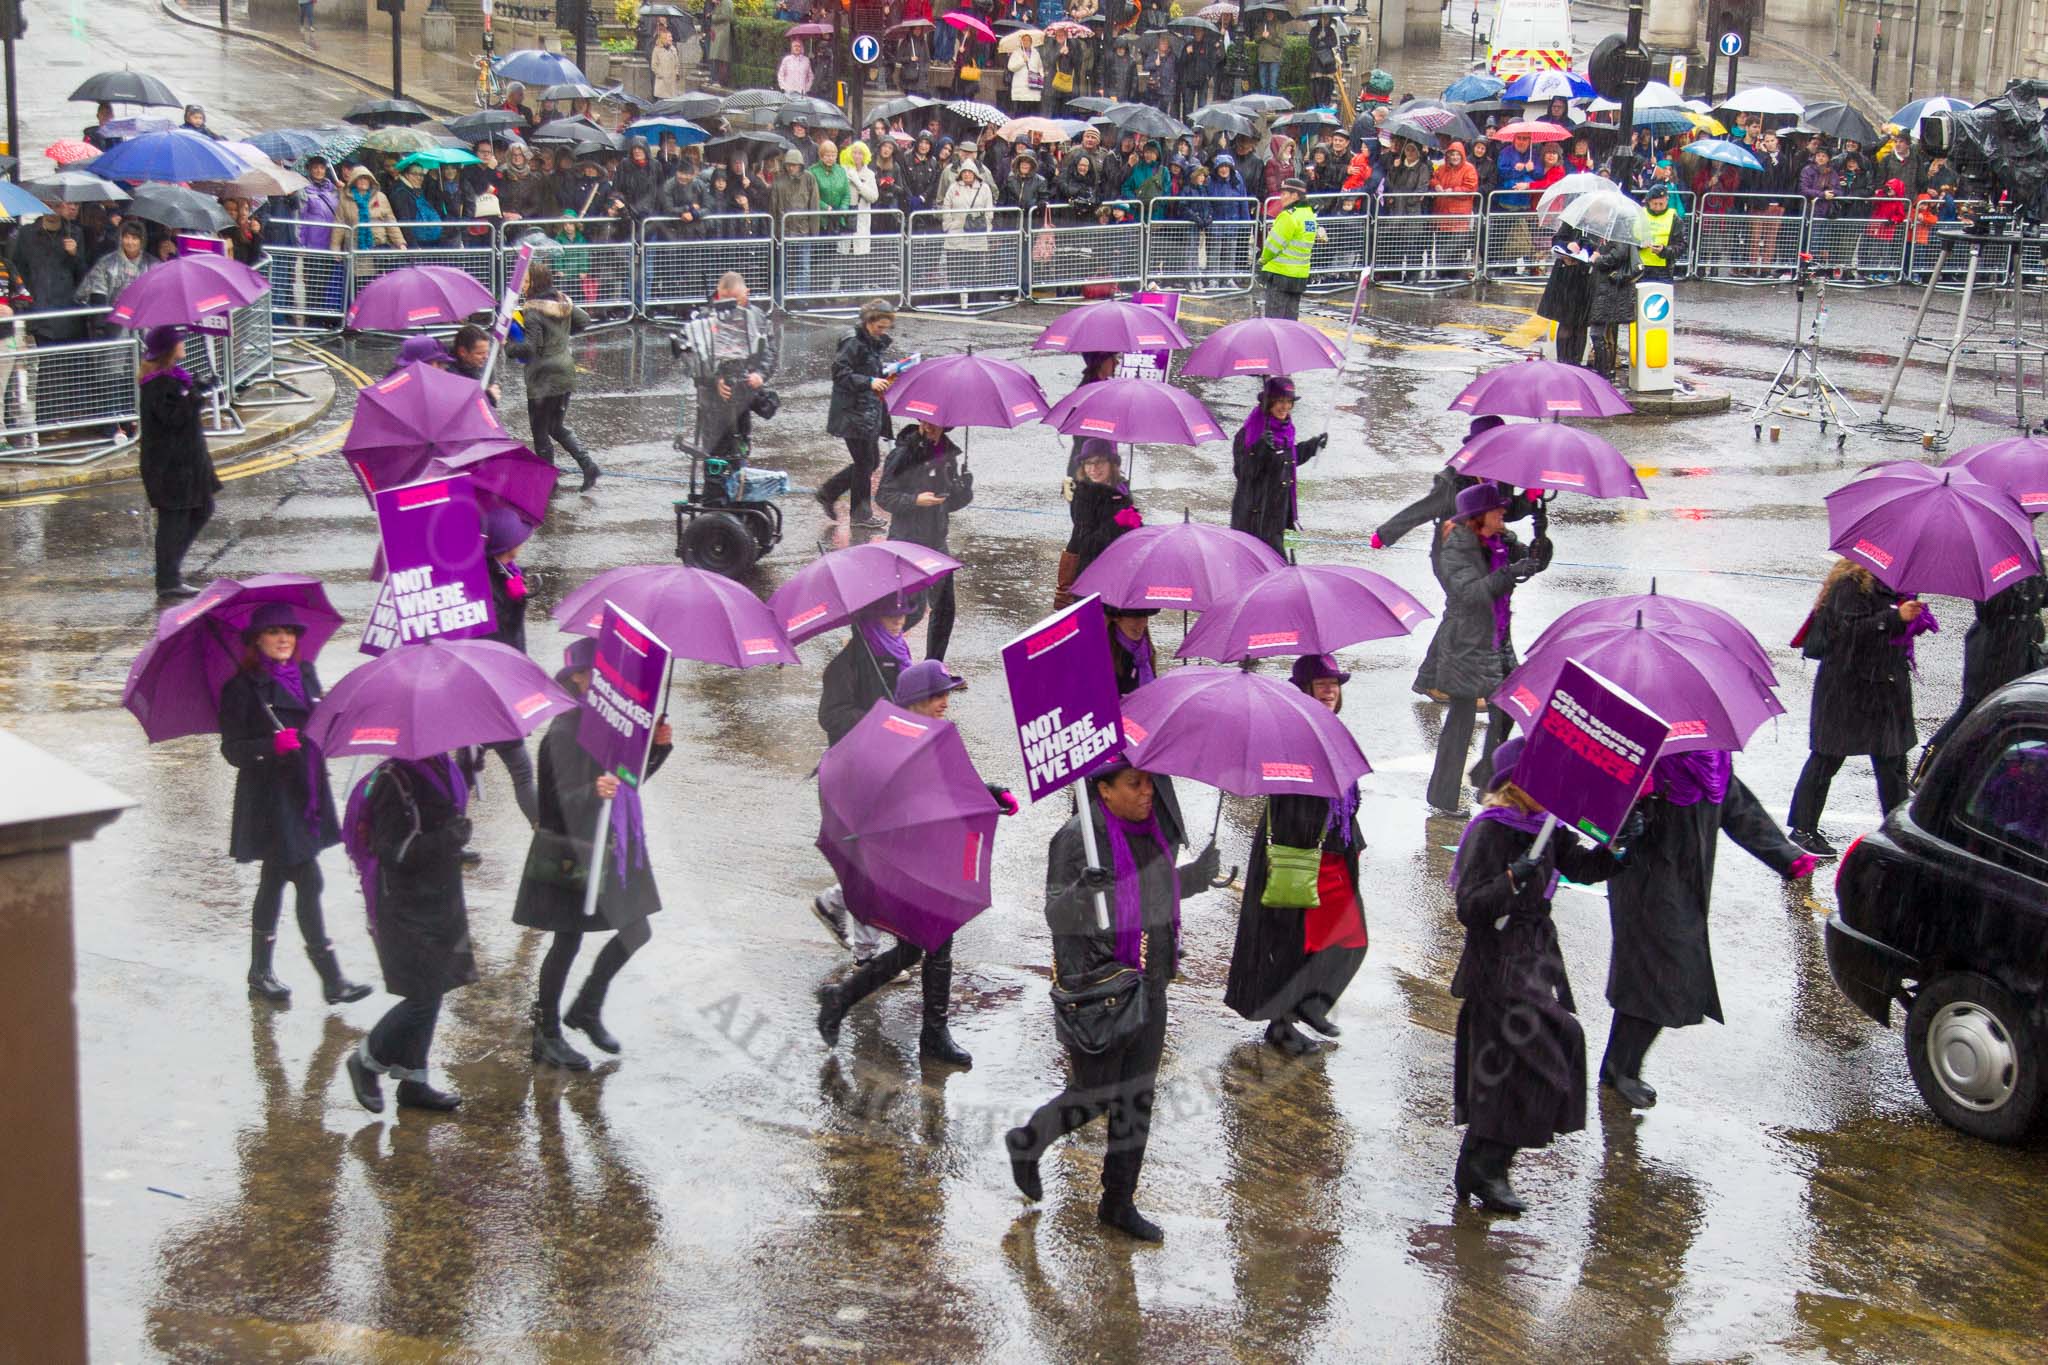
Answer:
[
  {"left": 1450, "top": 422, "right": 1648, "bottom": 499},
  {"left": 346, "top": 265, "right": 497, "bottom": 332},
  {"left": 1825, "top": 461, "right": 2042, "bottom": 601},
  {"left": 342, "top": 360, "right": 510, "bottom": 466},
  {"left": 1942, "top": 437, "right": 2048, "bottom": 515},
  {"left": 1176, "top": 564, "right": 1433, "bottom": 661},
  {"left": 1043, "top": 377, "right": 1224, "bottom": 445},
  {"left": 943, "top": 10, "right": 996, "bottom": 40},
  {"left": 1032, "top": 298, "right": 1191, "bottom": 354},
  {"left": 1121, "top": 666, "right": 1372, "bottom": 798},
  {"left": 1070, "top": 521, "right": 1284, "bottom": 612},
  {"left": 786, "top": 21, "right": 833, "bottom": 35},
  {"left": 1529, "top": 581, "right": 1778, "bottom": 687},
  {"left": 1179, "top": 317, "right": 1343, "bottom": 377},
  {"left": 554, "top": 565, "right": 799, "bottom": 667},
  {"left": 108, "top": 253, "right": 268, "bottom": 333},
  {"left": 304, "top": 638, "right": 576, "bottom": 760},
  {"left": 1493, "top": 120, "right": 1572, "bottom": 142},
  {"left": 886, "top": 351, "right": 1050, "bottom": 429},
  {"left": 1450, "top": 357, "right": 1633, "bottom": 419}
]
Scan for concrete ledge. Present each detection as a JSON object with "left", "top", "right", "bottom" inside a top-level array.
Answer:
[
  {"left": 157, "top": 0, "right": 471, "bottom": 118},
  {"left": 1625, "top": 376, "right": 1734, "bottom": 416}
]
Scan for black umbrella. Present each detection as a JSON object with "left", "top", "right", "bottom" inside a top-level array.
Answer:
[
  {"left": 1170, "top": 16, "right": 1221, "bottom": 33},
  {"left": 24, "top": 172, "right": 130, "bottom": 206},
  {"left": 0, "top": 155, "right": 16, "bottom": 177},
  {"left": 1271, "top": 109, "right": 1339, "bottom": 133},
  {"left": 722, "top": 89, "right": 785, "bottom": 112},
  {"left": 778, "top": 105, "right": 852, "bottom": 132},
  {"left": 124, "top": 183, "right": 232, "bottom": 233},
  {"left": 447, "top": 109, "right": 528, "bottom": 142},
  {"left": 1101, "top": 104, "right": 1191, "bottom": 139},
  {"left": 784, "top": 94, "right": 848, "bottom": 123},
  {"left": 1065, "top": 96, "right": 1120, "bottom": 115},
  {"left": 531, "top": 117, "right": 610, "bottom": 145},
  {"left": 1189, "top": 104, "right": 1258, "bottom": 137},
  {"left": 1227, "top": 93, "right": 1293, "bottom": 114},
  {"left": 69, "top": 70, "right": 180, "bottom": 108},
  {"left": 1800, "top": 100, "right": 1880, "bottom": 147},
  {"left": 1381, "top": 115, "right": 1442, "bottom": 147},
  {"left": 344, "top": 98, "right": 432, "bottom": 127},
  {"left": 542, "top": 83, "right": 610, "bottom": 102},
  {"left": 703, "top": 131, "right": 796, "bottom": 162},
  {"left": 1241, "top": 1, "right": 1292, "bottom": 18},
  {"left": 651, "top": 93, "right": 725, "bottom": 121},
  {"left": 870, "top": 95, "right": 940, "bottom": 124},
  {"left": 1300, "top": 4, "right": 1348, "bottom": 16}
]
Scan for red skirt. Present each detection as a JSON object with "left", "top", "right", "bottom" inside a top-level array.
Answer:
[{"left": 1304, "top": 852, "right": 1366, "bottom": 952}]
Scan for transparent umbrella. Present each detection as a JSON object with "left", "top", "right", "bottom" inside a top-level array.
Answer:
[
  {"left": 1536, "top": 172, "right": 1619, "bottom": 225},
  {"left": 1560, "top": 189, "right": 1650, "bottom": 244}
]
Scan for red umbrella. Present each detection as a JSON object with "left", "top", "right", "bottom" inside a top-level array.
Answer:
[
  {"left": 44, "top": 139, "right": 99, "bottom": 166},
  {"left": 943, "top": 10, "right": 996, "bottom": 40},
  {"left": 108, "top": 254, "right": 269, "bottom": 333},
  {"left": 1493, "top": 120, "right": 1572, "bottom": 142}
]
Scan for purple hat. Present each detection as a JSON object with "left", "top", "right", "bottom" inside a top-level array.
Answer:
[
  {"left": 242, "top": 602, "right": 304, "bottom": 638},
  {"left": 1289, "top": 653, "right": 1351, "bottom": 692},
  {"left": 142, "top": 325, "right": 183, "bottom": 361},
  {"left": 893, "top": 659, "right": 968, "bottom": 707},
  {"left": 1454, "top": 482, "right": 1507, "bottom": 521},
  {"left": 1466, "top": 414, "right": 1506, "bottom": 440},
  {"left": 556, "top": 637, "right": 597, "bottom": 684},
  {"left": 1487, "top": 733, "right": 1527, "bottom": 791},
  {"left": 483, "top": 506, "right": 533, "bottom": 556},
  {"left": 1261, "top": 375, "right": 1296, "bottom": 404},
  {"left": 397, "top": 334, "right": 450, "bottom": 367}
]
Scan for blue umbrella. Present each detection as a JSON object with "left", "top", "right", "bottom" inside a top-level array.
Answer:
[
  {"left": 0, "top": 180, "right": 51, "bottom": 220},
  {"left": 1504, "top": 69, "right": 1595, "bottom": 102},
  {"left": 1891, "top": 94, "right": 1971, "bottom": 134},
  {"left": 1631, "top": 106, "right": 1694, "bottom": 134},
  {"left": 88, "top": 127, "right": 247, "bottom": 183},
  {"left": 493, "top": 49, "right": 589, "bottom": 87},
  {"left": 1680, "top": 137, "right": 1762, "bottom": 171},
  {"left": 1443, "top": 73, "right": 1505, "bottom": 103},
  {"left": 250, "top": 129, "right": 328, "bottom": 164},
  {"left": 625, "top": 117, "right": 710, "bottom": 146}
]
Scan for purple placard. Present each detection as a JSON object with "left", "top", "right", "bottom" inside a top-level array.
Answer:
[
  {"left": 1510, "top": 659, "right": 1670, "bottom": 844},
  {"left": 1001, "top": 595, "right": 1124, "bottom": 804},
  {"left": 1116, "top": 291, "right": 1181, "bottom": 383},
  {"left": 359, "top": 474, "right": 497, "bottom": 655},
  {"left": 174, "top": 233, "right": 228, "bottom": 258},
  {"left": 576, "top": 601, "right": 672, "bottom": 784}
]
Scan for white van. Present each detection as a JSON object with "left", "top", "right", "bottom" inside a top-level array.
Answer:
[{"left": 1488, "top": 0, "right": 1573, "bottom": 78}]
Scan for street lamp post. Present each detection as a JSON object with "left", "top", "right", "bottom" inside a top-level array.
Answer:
[
  {"left": 1, "top": 0, "right": 18, "bottom": 184},
  {"left": 1470, "top": 6, "right": 1479, "bottom": 62}
]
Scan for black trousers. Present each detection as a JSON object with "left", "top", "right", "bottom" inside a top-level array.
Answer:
[
  {"left": 1428, "top": 697, "right": 1510, "bottom": 812},
  {"left": 1018, "top": 975, "right": 1168, "bottom": 1200},
  {"left": 485, "top": 738, "right": 539, "bottom": 827},
  {"left": 154, "top": 500, "right": 213, "bottom": 591},
  {"left": 821, "top": 436, "right": 882, "bottom": 518},
  {"left": 1601, "top": 1011, "right": 1662, "bottom": 1080},
  {"left": 1263, "top": 278, "right": 1303, "bottom": 320},
  {"left": 1786, "top": 751, "right": 1910, "bottom": 832},
  {"left": 912, "top": 576, "right": 956, "bottom": 663},
  {"left": 837, "top": 935, "right": 953, "bottom": 1024},
  {"left": 1555, "top": 321, "right": 1590, "bottom": 367},
  {"left": 366, "top": 993, "right": 442, "bottom": 1081},
  {"left": 535, "top": 929, "right": 638, "bottom": 1025},
  {"left": 252, "top": 857, "right": 328, "bottom": 946},
  {"left": 1591, "top": 324, "right": 1620, "bottom": 376},
  {"left": 526, "top": 392, "right": 585, "bottom": 466}
]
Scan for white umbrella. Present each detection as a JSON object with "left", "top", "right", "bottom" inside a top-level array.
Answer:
[
  {"left": 196, "top": 145, "right": 309, "bottom": 199},
  {"left": 1536, "top": 172, "right": 1620, "bottom": 225},
  {"left": 1561, "top": 189, "right": 1650, "bottom": 244},
  {"left": 1719, "top": 86, "right": 1805, "bottom": 116},
  {"left": 1588, "top": 81, "right": 1684, "bottom": 114},
  {"left": 996, "top": 27, "right": 1043, "bottom": 53}
]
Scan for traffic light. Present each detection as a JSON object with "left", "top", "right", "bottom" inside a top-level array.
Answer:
[
  {"left": 377, "top": 0, "right": 406, "bottom": 13},
  {"left": 1588, "top": 34, "right": 1650, "bottom": 102}
]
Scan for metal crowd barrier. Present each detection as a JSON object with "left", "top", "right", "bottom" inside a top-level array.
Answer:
[
  {"left": 263, "top": 218, "right": 353, "bottom": 334},
  {"left": 639, "top": 213, "right": 775, "bottom": 317},
  {"left": 1907, "top": 201, "right": 2009, "bottom": 288},
  {"left": 504, "top": 217, "right": 637, "bottom": 326},
  {"left": 0, "top": 308, "right": 141, "bottom": 465},
  {"left": 1691, "top": 192, "right": 1801, "bottom": 283},
  {"left": 1026, "top": 205, "right": 1147, "bottom": 299},
  {"left": 778, "top": 209, "right": 907, "bottom": 316},
  {"left": 907, "top": 206, "right": 1023, "bottom": 315},
  {"left": 1480, "top": 191, "right": 1549, "bottom": 280},
  {"left": 352, "top": 219, "right": 500, "bottom": 299},
  {"left": 1144, "top": 196, "right": 1257, "bottom": 296},
  {"left": 1801, "top": 200, "right": 1910, "bottom": 286},
  {"left": 1371, "top": 191, "right": 1479, "bottom": 292},
  {"left": 1303, "top": 193, "right": 1371, "bottom": 294}
]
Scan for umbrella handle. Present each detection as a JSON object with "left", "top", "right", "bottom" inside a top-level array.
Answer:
[{"left": 1205, "top": 798, "right": 1236, "bottom": 887}]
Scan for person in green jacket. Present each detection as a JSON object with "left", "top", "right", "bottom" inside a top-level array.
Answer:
[
  {"left": 1259, "top": 176, "right": 1323, "bottom": 320},
  {"left": 809, "top": 139, "right": 853, "bottom": 237},
  {"left": 1120, "top": 140, "right": 1171, "bottom": 213},
  {"left": 509, "top": 259, "right": 599, "bottom": 490}
]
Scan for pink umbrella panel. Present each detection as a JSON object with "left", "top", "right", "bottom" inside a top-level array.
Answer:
[
  {"left": 885, "top": 351, "right": 1051, "bottom": 429},
  {"left": 1176, "top": 564, "right": 1434, "bottom": 662},
  {"left": 345, "top": 264, "right": 497, "bottom": 332}
]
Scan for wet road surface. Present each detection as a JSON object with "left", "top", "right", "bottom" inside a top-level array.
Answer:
[{"left": 6, "top": 277, "right": 2048, "bottom": 1362}]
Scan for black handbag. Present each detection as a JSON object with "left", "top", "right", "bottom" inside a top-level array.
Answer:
[
  {"left": 1049, "top": 963, "right": 1148, "bottom": 1056},
  {"left": 522, "top": 828, "right": 588, "bottom": 894}
]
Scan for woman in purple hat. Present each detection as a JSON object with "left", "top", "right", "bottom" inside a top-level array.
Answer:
[
  {"left": 1228, "top": 377, "right": 1327, "bottom": 559},
  {"left": 1225, "top": 654, "right": 1368, "bottom": 1055},
  {"left": 1425, "top": 482, "right": 1547, "bottom": 814},
  {"left": 1448, "top": 734, "right": 1631, "bottom": 1214},
  {"left": 138, "top": 326, "right": 220, "bottom": 603},
  {"left": 1055, "top": 439, "right": 1142, "bottom": 611},
  {"left": 219, "top": 602, "right": 371, "bottom": 1008}
]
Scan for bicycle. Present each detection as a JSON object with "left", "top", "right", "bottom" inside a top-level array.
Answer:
[{"left": 475, "top": 53, "right": 505, "bottom": 110}]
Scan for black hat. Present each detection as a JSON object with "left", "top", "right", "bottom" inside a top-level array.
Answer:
[{"left": 1281, "top": 175, "right": 1308, "bottom": 193}]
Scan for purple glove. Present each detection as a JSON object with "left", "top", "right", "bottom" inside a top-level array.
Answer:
[
  {"left": 506, "top": 574, "right": 529, "bottom": 600},
  {"left": 273, "top": 728, "right": 302, "bottom": 755},
  {"left": 996, "top": 789, "right": 1020, "bottom": 817},
  {"left": 1113, "top": 506, "right": 1144, "bottom": 530},
  {"left": 1369, "top": 531, "right": 1385, "bottom": 549},
  {"left": 1788, "top": 853, "right": 1820, "bottom": 880}
]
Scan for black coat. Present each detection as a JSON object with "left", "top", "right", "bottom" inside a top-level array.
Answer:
[
  {"left": 219, "top": 667, "right": 340, "bottom": 866},
  {"left": 1536, "top": 228, "right": 1593, "bottom": 328},
  {"left": 818, "top": 633, "right": 903, "bottom": 745},
  {"left": 487, "top": 558, "right": 528, "bottom": 653},
  {"left": 1961, "top": 573, "right": 2048, "bottom": 704},
  {"left": 513, "top": 709, "right": 672, "bottom": 935},
  {"left": 875, "top": 427, "right": 971, "bottom": 549},
  {"left": 1229, "top": 425, "right": 1324, "bottom": 555},
  {"left": 1451, "top": 815, "right": 1619, "bottom": 1147},
  {"left": 1046, "top": 803, "right": 1203, "bottom": 987},
  {"left": 1224, "top": 794, "right": 1364, "bottom": 1021},
  {"left": 825, "top": 327, "right": 895, "bottom": 442},
  {"left": 10, "top": 224, "right": 88, "bottom": 341},
  {"left": 1604, "top": 778, "right": 1801, "bottom": 1028},
  {"left": 363, "top": 759, "right": 478, "bottom": 999},
  {"left": 1429, "top": 523, "right": 1533, "bottom": 700},
  {"left": 1374, "top": 469, "right": 1537, "bottom": 551},
  {"left": 1807, "top": 575, "right": 1916, "bottom": 757},
  {"left": 1066, "top": 478, "right": 1135, "bottom": 572},
  {"left": 1588, "top": 240, "right": 1640, "bottom": 326},
  {"left": 139, "top": 370, "right": 220, "bottom": 511}
]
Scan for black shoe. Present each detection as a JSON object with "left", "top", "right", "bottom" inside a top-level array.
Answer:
[
  {"left": 811, "top": 893, "right": 851, "bottom": 951},
  {"left": 395, "top": 1079, "right": 461, "bottom": 1111},
  {"left": 851, "top": 513, "right": 887, "bottom": 530},
  {"left": 1468, "top": 1174, "right": 1527, "bottom": 1214},
  {"left": 1097, "top": 1194, "right": 1164, "bottom": 1243},
  {"left": 247, "top": 932, "right": 291, "bottom": 1005},
  {"left": 1600, "top": 1062, "right": 1658, "bottom": 1109},
  {"left": 814, "top": 488, "right": 839, "bottom": 518},
  {"left": 575, "top": 455, "right": 601, "bottom": 492},
  {"left": 531, "top": 1002, "right": 592, "bottom": 1070},
  {"left": 346, "top": 1051, "right": 385, "bottom": 1113},
  {"left": 816, "top": 983, "right": 846, "bottom": 1048},
  {"left": 1296, "top": 999, "right": 1341, "bottom": 1038},
  {"left": 920, "top": 1022, "right": 973, "bottom": 1068},
  {"left": 1264, "top": 1018, "right": 1321, "bottom": 1056},
  {"left": 564, "top": 989, "right": 622, "bottom": 1055},
  {"left": 307, "top": 941, "right": 372, "bottom": 1005},
  {"left": 1005, "top": 1126, "right": 1043, "bottom": 1201},
  {"left": 1788, "top": 828, "right": 1839, "bottom": 858},
  {"left": 460, "top": 848, "right": 483, "bottom": 869},
  {"left": 156, "top": 583, "right": 202, "bottom": 602}
]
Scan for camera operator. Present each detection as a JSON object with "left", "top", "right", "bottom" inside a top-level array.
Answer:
[{"left": 671, "top": 272, "right": 779, "bottom": 491}]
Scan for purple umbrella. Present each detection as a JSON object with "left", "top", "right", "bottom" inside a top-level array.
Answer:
[
  {"left": 1450, "top": 357, "right": 1634, "bottom": 419},
  {"left": 345, "top": 265, "right": 497, "bottom": 332},
  {"left": 555, "top": 565, "right": 799, "bottom": 667},
  {"left": 1528, "top": 580, "right": 1779, "bottom": 687},
  {"left": 1176, "top": 564, "right": 1434, "bottom": 661},
  {"left": 1179, "top": 317, "right": 1343, "bottom": 378},
  {"left": 107, "top": 253, "right": 268, "bottom": 333},
  {"left": 1043, "top": 377, "right": 1225, "bottom": 445},
  {"left": 769, "top": 540, "right": 962, "bottom": 644},
  {"left": 1942, "top": 437, "right": 2048, "bottom": 516},
  {"left": 1120, "top": 666, "right": 1372, "bottom": 797},
  {"left": 1032, "top": 299, "right": 1192, "bottom": 354},
  {"left": 1494, "top": 621, "right": 1786, "bottom": 755},
  {"left": 1450, "top": 422, "right": 1648, "bottom": 499},
  {"left": 304, "top": 638, "right": 576, "bottom": 760},
  {"left": 342, "top": 360, "right": 510, "bottom": 466},
  {"left": 885, "top": 351, "right": 1051, "bottom": 429},
  {"left": 1069, "top": 521, "right": 1285, "bottom": 612},
  {"left": 1825, "top": 461, "right": 2043, "bottom": 601},
  {"left": 816, "top": 702, "right": 1001, "bottom": 952},
  {"left": 122, "top": 575, "right": 344, "bottom": 743},
  {"left": 350, "top": 436, "right": 554, "bottom": 527}
]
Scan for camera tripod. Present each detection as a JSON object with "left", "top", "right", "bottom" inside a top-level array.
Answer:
[{"left": 1750, "top": 254, "right": 1856, "bottom": 450}]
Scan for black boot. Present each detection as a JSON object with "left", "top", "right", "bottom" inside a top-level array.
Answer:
[
  {"left": 1295, "top": 995, "right": 1341, "bottom": 1038},
  {"left": 395, "top": 1079, "right": 461, "bottom": 1111},
  {"left": 306, "top": 941, "right": 372, "bottom": 1005},
  {"left": 1005, "top": 1126, "right": 1043, "bottom": 1201},
  {"left": 1463, "top": 1138, "right": 1526, "bottom": 1214},
  {"left": 921, "top": 1022, "right": 973, "bottom": 1067},
  {"left": 918, "top": 947, "right": 971, "bottom": 1068},
  {"left": 1600, "top": 1014, "right": 1660, "bottom": 1109},
  {"left": 1264, "top": 1017, "right": 1321, "bottom": 1056},
  {"left": 247, "top": 931, "right": 291, "bottom": 1004},
  {"left": 564, "top": 979, "right": 622, "bottom": 1054},
  {"left": 562, "top": 430, "right": 600, "bottom": 491},
  {"left": 530, "top": 1001, "right": 591, "bottom": 1071},
  {"left": 345, "top": 1047, "right": 385, "bottom": 1113},
  {"left": 1097, "top": 1192, "right": 1164, "bottom": 1242},
  {"left": 816, "top": 983, "right": 847, "bottom": 1048}
]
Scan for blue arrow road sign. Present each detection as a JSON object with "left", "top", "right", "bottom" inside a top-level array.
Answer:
[
  {"left": 852, "top": 33, "right": 881, "bottom": 64},
  {"left": 1719, "top": 31, "right": 1742, "bottom": 56}
]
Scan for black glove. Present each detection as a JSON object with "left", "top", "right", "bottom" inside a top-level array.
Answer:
[
  {"left": 1177, "top": 841, "right": 1221, "bottom": 893},
  {"left": 1080, "top": 865, "right": 1115, "bottom": 891},
  {"left": 1296, "top": 432, "right": 1328, "bottom": 460},
  {"left": 1507, "top": 853, "right": 1542, "bottom": 892},
  {"left": 1508, "top": 557, "right": 1543, "bottom": 582},
  {"left": 449, "top": 817, "right": 474, "bottom": 848},
  {"left": 1616, "top": 805, "right": 1648, "bottom": 846},
  {"left": 1530, "top": 534, "right": 1554, "bottom": 571}
]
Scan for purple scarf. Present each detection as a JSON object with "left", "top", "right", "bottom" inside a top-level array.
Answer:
[
  {"left": 1241, "top": 405, "right": 1300, "bottom": 519},
  {"left": 1325, "top": 782, "right": 1360, "bottom": 843},
  {"left": 1449, "top": 804, "right": 1559, "bottom": 899},
  {"left": 145, "top": 366, "right": 197, "bottom": 390},
  {"left": 1111, "top": 627, "right": 1155, "bottom": 688},
  {"left": 607, "top": 777, "right": 650, "bottom": 887},
  {"left": 1485, "top": 535, "right": 1513, "bottom": 647},
  {"left": 1651, "top": 749, "right": 1731, "bottom": 807},
  {"left": 1891, "top": 600, "right": 1940, "bottom": 676},
  {"left": 266, "top": 659, "right": 326, "bottom": 835},
  {"left": 859, "top": 618, "right": 914, "bottom": 675},
  {"left": 1103, "top": 809, "right": 1178, "bottom": 971}
]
